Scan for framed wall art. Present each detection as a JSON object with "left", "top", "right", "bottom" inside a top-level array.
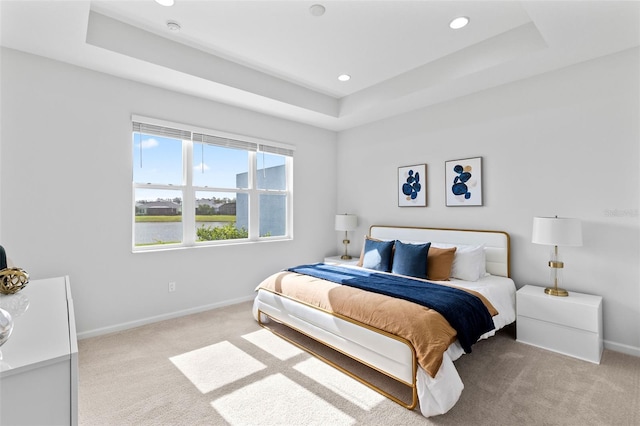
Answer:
[
  {"left": 445, "top": 157, "right": 483, "bottom": 206},
  {"left": 398, "top": 164, "right": 426, "bottom": 207}
]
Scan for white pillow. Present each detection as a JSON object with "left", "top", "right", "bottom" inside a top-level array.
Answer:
[{"left": 449, "top": 244, "right": 486, "bottom": 282}]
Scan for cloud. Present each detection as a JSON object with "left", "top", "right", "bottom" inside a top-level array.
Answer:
[
  {"left": 194, "top": 162, "right": 210, "bottom": 172},
  {"left": 141, "top": 138, "right": 159, "bottom": 149}
]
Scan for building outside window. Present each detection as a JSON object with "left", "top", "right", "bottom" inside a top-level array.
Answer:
[{"left": 132, "top": 116, "right": 293, "bottom": 250}]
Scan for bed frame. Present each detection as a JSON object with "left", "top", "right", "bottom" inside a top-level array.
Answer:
[{"left": 254, "top": 225, "right": 511, "bottom": 412}]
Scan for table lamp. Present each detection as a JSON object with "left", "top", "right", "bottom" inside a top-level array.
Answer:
[
  {"left": 532, "top": 216, "right": 582, "bottom": 296},
  {"left": 335, "top": 214, "right": 358, "bottom": 260}
]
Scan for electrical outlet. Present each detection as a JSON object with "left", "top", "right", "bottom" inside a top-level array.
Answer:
[{"left": 168, "top": 281, "right": 176, "bottom": 292}]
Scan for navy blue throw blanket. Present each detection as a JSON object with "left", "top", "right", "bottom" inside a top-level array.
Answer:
[{"left": 287, "top": 263, "right": 495, "bottom": 353}]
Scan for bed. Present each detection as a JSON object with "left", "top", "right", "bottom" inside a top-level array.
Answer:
[{"left": 252, "top": 225, "right": 516, "bottom": 417}]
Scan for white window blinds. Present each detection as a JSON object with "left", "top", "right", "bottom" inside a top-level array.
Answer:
[
  {"left": 132, "top": 122, "right": 192, "bottom": 140},
  {"left": 192, "top": 133, "right": 257, "bottom": 152},
  {"left": 258, "top": 144, "right": 294, "bottom": 157},
  {"left": 132, "top": 118, "right": 294, "bottom": 157}
]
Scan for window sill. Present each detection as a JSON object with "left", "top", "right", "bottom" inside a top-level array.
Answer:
[{"left": 132, "top": 236, "right": 293, "bottom": 253}]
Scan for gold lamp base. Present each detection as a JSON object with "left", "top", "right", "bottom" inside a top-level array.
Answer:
[
  {"left": 341, "top": 237, "right": 352, "bottom": 260},
  {"left": 544, "top": 287, "right": 568, "bottom": 297},
  {"left": 544, "top": 246, "right": 568, "bottom": 296}
]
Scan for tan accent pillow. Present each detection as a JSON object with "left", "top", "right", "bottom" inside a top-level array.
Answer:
[{"left": 427, "top": 247, "right": 457, "bottom": 281}]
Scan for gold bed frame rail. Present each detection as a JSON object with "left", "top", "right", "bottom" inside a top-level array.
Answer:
[{"left": 257, "top": 300, "right": 418, "bottom": 410}]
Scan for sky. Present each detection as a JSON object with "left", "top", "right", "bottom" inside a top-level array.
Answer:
[{"left": 133, "top": 133, "right": 284, "bottom": 202}]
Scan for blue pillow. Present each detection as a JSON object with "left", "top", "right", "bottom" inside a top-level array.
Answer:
[
  {"left": 391, "top": 240, "right": 431, "bottom": 279},
  {"left": 361, "top": 238, "right": 394, "bottom": 272}
]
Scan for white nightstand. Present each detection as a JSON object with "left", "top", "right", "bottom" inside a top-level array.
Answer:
[
  {"left": 324, "top": 255, "right": 360, "bottom": 266},
  {"left": 516, "top": 285, "right": 603, "bottom": 364}
]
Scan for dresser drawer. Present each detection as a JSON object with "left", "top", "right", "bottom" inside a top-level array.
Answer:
[{"left": 516, "top": 286, "right": 601, "bottom": 333}]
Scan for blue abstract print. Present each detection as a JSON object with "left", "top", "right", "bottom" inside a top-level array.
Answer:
[
  {"left": 451, "top": 164, "right": 472, "bottom": 200},
  {"left": 446, "top": 157, "right": 482, "bottom": 206},
  {"left": 402, "top": 169, "right": 422, "bottom": 200}
]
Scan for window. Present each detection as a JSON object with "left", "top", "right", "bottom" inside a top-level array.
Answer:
[{"left": 132, "top": 116, "right": 293, "bottom": 250}]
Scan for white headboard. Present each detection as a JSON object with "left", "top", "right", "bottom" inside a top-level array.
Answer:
[{"left": 369, "top": 225, "right": 511, "bottom": 278}]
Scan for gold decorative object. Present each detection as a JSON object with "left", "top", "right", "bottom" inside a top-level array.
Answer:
[{"left": 0, "top": 268, "right": 30, "bottom": 295}]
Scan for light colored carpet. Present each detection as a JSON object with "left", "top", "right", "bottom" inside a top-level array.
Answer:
[{"left": 78, "top": 301, "right": 639, "bottom": 425}]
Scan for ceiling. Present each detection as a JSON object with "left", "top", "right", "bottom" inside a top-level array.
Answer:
[{"left": 1, "top": 1, "right": 639, "bottom": 131}]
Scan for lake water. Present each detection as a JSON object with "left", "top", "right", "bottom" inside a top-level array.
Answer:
[{"left": 135, "top": 222, "right": 226, "bottom": 245}]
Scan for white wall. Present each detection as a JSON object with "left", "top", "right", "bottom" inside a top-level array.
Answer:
[
  {"left": 2, "top": 45, "right": 638, "bottom": 355},
  {"left": 337, "top": 47, "right": 640, "bottom": 355},
  {"left": 0, "top": 48, "right": 338, "bottom": 337}
]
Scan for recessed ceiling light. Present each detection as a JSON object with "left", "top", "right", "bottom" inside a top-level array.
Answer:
[
  {"left": 338, "top": 74, "right": 351, "bottom": 82},
  {"left": 449, "top": 16, "right": 470, "bottom": 29},
  {"left": 309, "top": 4, "right": 326, "bottom": 17},
  {"left": 166, "top": 20, "right": 181, "bottom": 32},
  {"left": 155, "top": 0, "right": 175, "bottom": 6}
]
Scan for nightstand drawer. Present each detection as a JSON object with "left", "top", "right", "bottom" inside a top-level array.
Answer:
[
  {"left": 516, "top": 286, "right": 601, "bottom": 333},
  {"left": 517, "top": 316, "right": 603, "bottom": 363}
]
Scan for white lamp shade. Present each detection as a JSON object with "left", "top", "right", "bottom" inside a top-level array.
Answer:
[
  {"left": 532, "top": 217, "right": 582, "bottom": 246},
  {"left": 335, "top": 214, "right": 357, "bottom": 232}
]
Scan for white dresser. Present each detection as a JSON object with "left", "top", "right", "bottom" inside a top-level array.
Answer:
[
  {"left": 0, "top": 276, "right": 78, "bottom": 425},
  {"left": 516, "top": 284, "right": 603, "bottom": 364}
]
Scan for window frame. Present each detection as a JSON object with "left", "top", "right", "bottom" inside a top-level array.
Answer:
[{"left": 132, "top": 115, "right": 294, "bottom": 251}]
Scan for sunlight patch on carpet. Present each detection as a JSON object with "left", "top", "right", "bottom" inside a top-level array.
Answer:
[
  {"left": 294, "top": 357, "right": 386, "bottom": 410},
  {"left": 211, "top": 373, "right": 356, "bottom": 425},
  {"left": 242, "top": 329, "right": 304, "bottom": 360},
  {"left": 169, "top": 341, "right": 266, "bottom": 393}
]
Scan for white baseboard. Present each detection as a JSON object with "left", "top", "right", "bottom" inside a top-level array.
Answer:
[
  {"left": 77, "top": 300, "right": 640, "bottom": 360},
  {"left": 604, "top": 339, "right": 640, "bottom": 358},
  {"left": 77, "top": 294, "right": 256, "bottom": 340}
]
